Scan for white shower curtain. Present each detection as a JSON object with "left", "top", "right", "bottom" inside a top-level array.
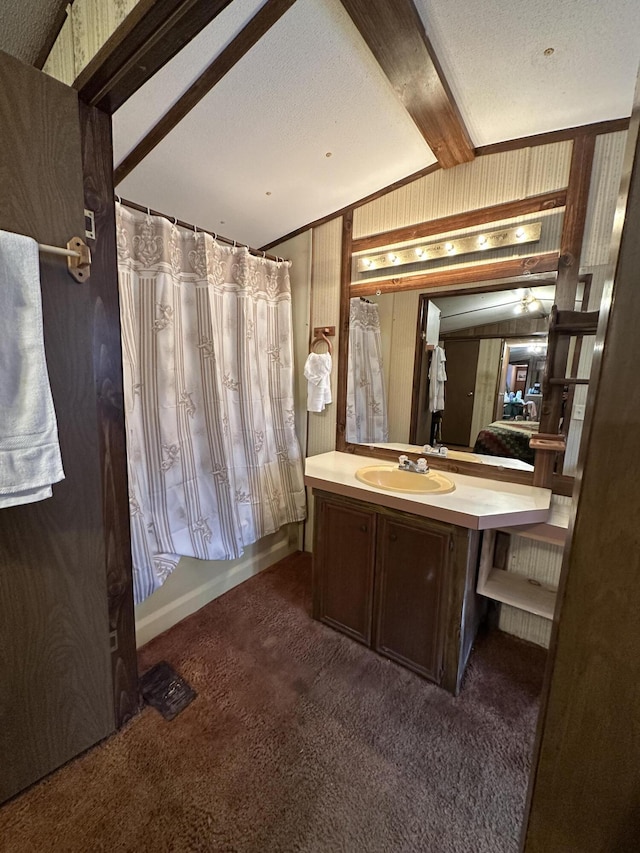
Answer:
[
  {"left": 116, "top": 204, "right": 306, "bottom": 603},
  {"left": 346, "top": 297, "right": 388, "bottom": 444}
]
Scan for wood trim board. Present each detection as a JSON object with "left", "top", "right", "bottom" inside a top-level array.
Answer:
[
  {"left": 339, "top": 0, "right": 474, "bottom": 168},
  {"left": 351, "top": 191, "right": 567, "bottom": 254},
  {"left": 75, "top": 0, "right": 234, "bottom": 113},
  {"left": 80, "top": 102, "right": 140, "bottom": 727}
]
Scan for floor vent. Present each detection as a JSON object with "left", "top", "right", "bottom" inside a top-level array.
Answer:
[{"left": 139, "top": 661, "right": 196, "bottom": 721}]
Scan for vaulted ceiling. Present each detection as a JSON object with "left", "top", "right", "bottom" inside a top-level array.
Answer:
[{"left": 2, "top": 0, "right": 640, "bottom": 248}]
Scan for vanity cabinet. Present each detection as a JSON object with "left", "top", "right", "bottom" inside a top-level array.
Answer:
[
  {"left": 312, "top": 490, "right": 485, "bottom": 694},
  {"left": 373, "top": 512, "right": 448, "bottom": 682},
  {"left": 312, "top": 495, "right": 377, "bottom": 645}
]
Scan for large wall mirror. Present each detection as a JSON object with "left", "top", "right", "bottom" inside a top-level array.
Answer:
[
  {"left": 340, "top": 276, "right": 588, "bottom": 481},
  {"left": 336, "top": 200, "right": 592, "bottom": 491}
]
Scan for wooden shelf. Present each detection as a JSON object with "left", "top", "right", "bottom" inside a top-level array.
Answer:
[
  {"left": 498, "top": 501, "right": 570, "bottom": 546},
  {"left": 476, "top": 512, "right": 568, "bottom": 620},
  {"left": 478, "top": 567, "right": 557, "bottom": 620}
]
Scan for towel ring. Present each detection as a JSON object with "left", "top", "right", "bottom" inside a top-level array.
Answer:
[{"left": 310, "top": 332, "right": 333, "bottom": 356}]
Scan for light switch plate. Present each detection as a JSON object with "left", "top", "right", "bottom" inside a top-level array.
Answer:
[{"left": 574, "top": 403, "right": 586, "bottom": 421}]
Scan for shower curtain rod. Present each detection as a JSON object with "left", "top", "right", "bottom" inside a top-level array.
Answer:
[{"left": 116, "top": 197, "right": 287, "bottom": 263}]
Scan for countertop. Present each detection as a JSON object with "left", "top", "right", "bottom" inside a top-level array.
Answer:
[{"left": 304, "top": 451, "right": 551, "bottom": 531}]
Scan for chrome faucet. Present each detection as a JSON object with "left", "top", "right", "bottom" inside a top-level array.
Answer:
[
  {"left": 423, "top": 443, "right": 449, "bottom": 458},
  {"left": 398, "top": 455, "right": 429, "bottom": 474}
]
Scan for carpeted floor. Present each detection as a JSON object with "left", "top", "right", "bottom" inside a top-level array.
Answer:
[{"left": 0, "top": 551, "right": 546, "bottom": 853}]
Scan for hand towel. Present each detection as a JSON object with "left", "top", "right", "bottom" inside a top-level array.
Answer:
[
  {"left": 428, "top": 345, "right": 447, "bottom": 412},
  {"left": 304, "top": 352, "right": 332, "bottom": 412},
  {"left": 0, "top": 230, "right": 64, "bottom": 507}
]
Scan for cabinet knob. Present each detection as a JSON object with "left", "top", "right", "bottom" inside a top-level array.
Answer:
[
  {"left": 360, "top": 524, "right": 368, "bottom": 532},
  {"left": 389, "top": 533, "right": 397, "bottom": 542}
]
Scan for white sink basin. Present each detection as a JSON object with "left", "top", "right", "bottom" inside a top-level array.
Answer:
[{"left": 355, "top": 465, "right": 456, "bottom": 495}]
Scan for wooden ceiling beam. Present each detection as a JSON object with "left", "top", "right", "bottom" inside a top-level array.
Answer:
[
  {"left": 113, "top": 0, "right": 297, "bottom": 186},
  {"left": 75, "top": 0, "right": 235, "bottom": 114},
  {"left": 339, "top": 0, "right": 475, "bottom": 169}
]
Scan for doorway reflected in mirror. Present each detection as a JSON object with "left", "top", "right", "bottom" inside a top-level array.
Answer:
[{"left": 412, "top": 286, "right": 552, "bottom": 466}]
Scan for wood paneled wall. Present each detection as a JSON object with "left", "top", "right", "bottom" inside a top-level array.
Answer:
[
  {"left": 353, "top": 142, "right": 572, "bottom": 239},
  {"left": 307, "top": 217, "right": 342, "bottom": 458},
  {"left": 44, "top": 0, "right": 139, "bottom": 85},
  {"left": 385, "top": 290, "right": 421, "bottom": 443},
  {"left": 469, "top": 338, "right": 502, "bottom": 445}
]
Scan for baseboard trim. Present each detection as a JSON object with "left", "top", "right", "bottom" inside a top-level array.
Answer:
[{"left": 135, "top": 537, "right": 297, "bottom": 648}]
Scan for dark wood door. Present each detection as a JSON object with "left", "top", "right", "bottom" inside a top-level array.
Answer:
[
  {"left": 373, "top": 513, "right": 448, "bottom": 682},
  {"left": 0, "top": 51, "right": 119, "bottom": 802},
  {"left": 312, "top": 493, "right": 377, "bottom": 645},
  {"left": 440, "top": 339, "right": 480, "bottom": 447}
]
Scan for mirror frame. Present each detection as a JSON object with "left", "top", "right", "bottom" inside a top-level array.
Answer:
[{"left": 335, "top": 164, "right": 597, "bottom": 496}]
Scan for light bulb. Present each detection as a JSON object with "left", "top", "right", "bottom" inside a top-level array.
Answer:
[
  {"left": 515, "top": 227, "right": 525, "bottom": 239},
  {"left": 477, "top": 235, "right": 488, "bottom": 248},
  {"left": 388, "top": 253, "right": 397, "bottom": 264},
  {"left": 514, "top": 303, "right": 524, "bottom": 315},
  {"left": 445, "top": 242, "right": 455, "bottom": 253},
  {"left": 529, "top": 299, "right": 541, "bottom": 311},
  {"left": 415, "top": 248, "right": 425, "bottom": 258},
  {"left": 363, "top": 258, "right": 372, "bottom": 268}
]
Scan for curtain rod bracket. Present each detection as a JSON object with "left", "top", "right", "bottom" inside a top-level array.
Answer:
[{"left": 66, "top": 236, "right": 91, "bottom": 283}]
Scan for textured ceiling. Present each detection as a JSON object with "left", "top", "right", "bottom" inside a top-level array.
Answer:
[
  {"left": 113, "top": 0, "right": 640, "bottom": 247},
  {"left": 2, "top": 0, "right": 639, "bottom": 249},
  {"left": 114, "top": 0, "right": 434, "bottom": 248},
  {"left": 0, "top": 0, "right": 63, "bottom": 65},
  {"left": 417, "top": 0, "right": 640, "bottom": 146}
]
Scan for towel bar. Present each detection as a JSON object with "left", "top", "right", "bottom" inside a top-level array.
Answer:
[{"left": 39, "top": 237, "right": 91, "bottom": 283}]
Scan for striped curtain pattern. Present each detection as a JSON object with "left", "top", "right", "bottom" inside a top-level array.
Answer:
[
  {"left": 346, "top": 297, "right": 388, "bottom": 444},
  {"left": 116, "top": 204, "right": 306, "bottom": 603}
]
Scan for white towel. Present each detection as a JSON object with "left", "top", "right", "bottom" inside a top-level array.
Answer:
[
  {"left": 0, "top": 230, "right": 64, "bottom": 507},
  {"left": 304, "top": 352, "right": 332, "bottom": 412},
  {"left": 428, "top": 345, "right": 447, "bottom": 412}
]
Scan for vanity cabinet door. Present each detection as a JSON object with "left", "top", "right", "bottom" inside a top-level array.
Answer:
[
  {"left": 312, "top": 493, "right": 377, "bottom": 645},
  {"left": 373, "top": 513, "right": 449, "bottom": 682}
]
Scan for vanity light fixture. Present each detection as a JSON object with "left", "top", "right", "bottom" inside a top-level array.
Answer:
[{"left": 355, "top": 221, "right": 542, "bottom": 273}]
